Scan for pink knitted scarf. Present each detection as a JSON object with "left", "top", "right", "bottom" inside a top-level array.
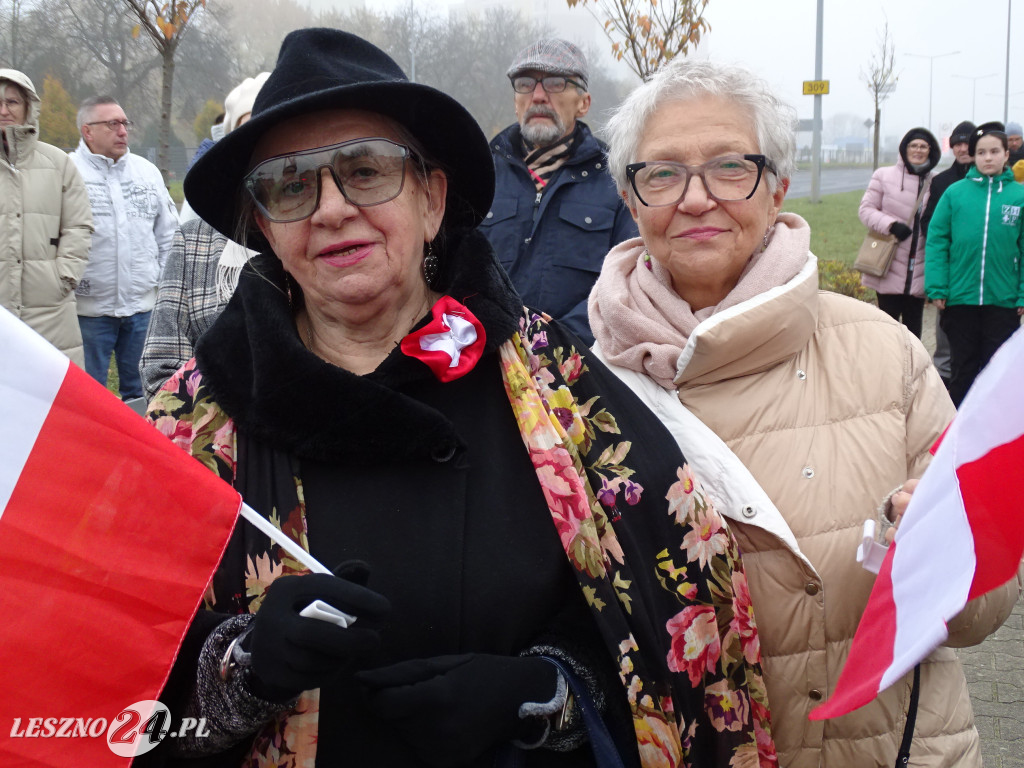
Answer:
[{"left": 589, "top": 212, "right": 811, "bottom": 389}]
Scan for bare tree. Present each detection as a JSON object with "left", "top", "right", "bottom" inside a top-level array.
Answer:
[
  {"left": 862, "top": 22, "right": 898, "bottom": 171},
  {"left": 565, "top": 0, "right": 709, "bottom": 80},
  {"left": 55, "top": 0, "right": 158, "bottom": 103},
  {"left": 120, "top": 0, "right": 207, "bottom": 181},
  {"left": 1, "top": 0, "right": 31, "bottom": 67}
]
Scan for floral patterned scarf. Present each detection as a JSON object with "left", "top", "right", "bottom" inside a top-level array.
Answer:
[{"left": 498, "top": 312, "right": 775, "bottom": 767}]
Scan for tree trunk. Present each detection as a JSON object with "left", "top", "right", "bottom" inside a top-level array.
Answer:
[
  {"left": 873, "top": 104, "right": 881, "bottom": 171},
  {"left": 158, "top": 47, "right": 174, "bottom": 185}
]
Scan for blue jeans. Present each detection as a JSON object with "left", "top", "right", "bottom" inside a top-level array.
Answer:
[{"left": 78, "top": 312, "right": 151, "bottom": 399}]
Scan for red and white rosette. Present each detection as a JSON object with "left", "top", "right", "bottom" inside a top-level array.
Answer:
[{"left": 400, "top": 296, "right": 486, "bottom": 382}]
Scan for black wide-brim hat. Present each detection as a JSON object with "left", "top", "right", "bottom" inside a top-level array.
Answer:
[{"left": 184, "top": 28, "right": 494, "bottom": 251}]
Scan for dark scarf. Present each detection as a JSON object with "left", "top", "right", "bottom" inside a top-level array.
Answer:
[{"left": 521, "top": 123, "right": 581, "bottom": 192}]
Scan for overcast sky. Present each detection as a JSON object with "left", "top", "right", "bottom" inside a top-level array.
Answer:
[{"left": 309, "top": 0, "right": 1022, "bottom": 149}]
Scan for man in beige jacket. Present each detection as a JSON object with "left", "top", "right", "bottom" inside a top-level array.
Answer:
[{"left": 0, "top": 69, "right": 92, "bottom": 367}]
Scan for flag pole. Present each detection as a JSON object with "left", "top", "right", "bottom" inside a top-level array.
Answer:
[{"left": 240, "top": 503, "right": 331, "bottom": 574}]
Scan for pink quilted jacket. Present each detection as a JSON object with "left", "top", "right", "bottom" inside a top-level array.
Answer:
[{"left": 858, "top": 158, "right": 931, "bottom": 296}]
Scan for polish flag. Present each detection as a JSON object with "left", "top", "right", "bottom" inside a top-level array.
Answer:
[
  {"left": 811, "top": 327, "right": 1024, "bottom": 720},
  {"left": 0, "top": 308, "right": 241, "bottom": 765}
]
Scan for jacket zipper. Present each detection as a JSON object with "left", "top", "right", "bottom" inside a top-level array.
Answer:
[{"left": 980, "top": 177, "right": 992, "bottom": 304}]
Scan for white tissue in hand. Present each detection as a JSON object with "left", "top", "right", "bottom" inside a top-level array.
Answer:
[
  {"left": 299, "top": 600, "right": 356, "bottom": 628},
  {"left": 857, "top": 519, "right": 889, "bottom": 574}
]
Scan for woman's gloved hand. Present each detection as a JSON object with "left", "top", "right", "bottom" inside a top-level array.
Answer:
[
  {"left": 889, "top": 221, "right": 913, "bottom": 241},
  {"left": 356, "top": 654, "right": 559, "bottom": 766},
  {"left": 245, "top": 563, "right": 391, "bottom": 702}
]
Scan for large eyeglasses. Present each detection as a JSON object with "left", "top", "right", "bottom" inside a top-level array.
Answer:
[
  {"left": 625, "top": 154, "right": 776, "bottom": 207},
  {"left": 510, "top": 75, "right": 584, "bottom": 94},
  {"left": 244, "top": 138, "right": 413, "bottom": 223},
  {"left": 1, "top": 98, "right": 25, "bottom": 111},
  {"left": 86, "top": 119, "right": 135, "bottom": 132}
]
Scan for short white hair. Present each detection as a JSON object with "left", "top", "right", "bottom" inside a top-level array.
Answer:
[{"left": 605, "top": 58, "right": 797, "bottom": 197}]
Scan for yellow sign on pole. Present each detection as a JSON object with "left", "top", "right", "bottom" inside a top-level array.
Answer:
[{"left": 803, "top": 80, "right": 830, "bottom": 95}]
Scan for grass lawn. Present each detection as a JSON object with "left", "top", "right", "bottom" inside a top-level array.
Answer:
[
  {"left": 168, "top": 180, "right": 184, "bottom": 206},
  {"left": 782, "top": 189, "right": 864, "bottom": 266}
]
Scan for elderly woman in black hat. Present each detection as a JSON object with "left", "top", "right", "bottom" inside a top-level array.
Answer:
[{"left": 145, "top": 28, "right": 775, "bottom": 768}]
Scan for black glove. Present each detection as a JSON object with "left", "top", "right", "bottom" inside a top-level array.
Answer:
[
  {"left": 245, "top": 563, "right": 391, "bottom": 702},
  {"left": 356, "top": 654, "right": 559, "bottom": 766},
  {"left": 889, "top": 221, "right": 913, "bottom": 241}
]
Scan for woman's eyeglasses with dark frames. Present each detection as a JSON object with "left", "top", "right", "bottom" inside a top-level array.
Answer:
[{"left": 625, "top": 154, "right": 776, "bottom": 207}]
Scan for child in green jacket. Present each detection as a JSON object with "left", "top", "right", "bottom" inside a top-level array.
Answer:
[{"left": 925, "top": 121, "right": 1024, "bottom": 406}]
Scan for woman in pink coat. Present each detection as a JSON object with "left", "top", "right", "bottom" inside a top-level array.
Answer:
[{"left": 858, "top": 127, "right": 940, "bottom": 338}]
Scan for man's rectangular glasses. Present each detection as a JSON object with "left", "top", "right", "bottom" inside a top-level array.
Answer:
[
  {"left": 511, "top": 75, "right": 584, "bottom": 94},
  {"left": 244, "top": 138, "right": 412, "bottom": 223},
  {"left": 86, "top": 119, "right": 135, "bottom": 132},
  {"left": 625, "top": 154, "right": 776, "bottom": 207}
]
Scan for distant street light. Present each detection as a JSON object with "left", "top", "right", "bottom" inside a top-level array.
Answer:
[
  {"left": 907, "top": 50, "right": 960, "bottom": 132},
  {"left": 953, "top": 74, "right": 997, "bottom": 121}
]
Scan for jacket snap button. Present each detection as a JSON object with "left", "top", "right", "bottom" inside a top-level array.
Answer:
[
  {"left": 486, "top": 211, "right": 494, "bottom": 218},
  {"left": 524, "top": 237, "right": 531, "bottom": 244},
  {"left": 805, "top": 582, "right": 819, "bottom": 595},
  {"left": 809, "top": 689, "right": 823, "bottom": 701},
  {"left": 432, "top": 442, "right": 457, "bottom": 463},
  {"left": 741, "top": 504, "right": 756, "bottom": 518},
  {"left": 797, "top": 369, "right": 806, "bottom": 380},
  {"left": 581, "top": 170, "right": 589, "bottom": 177},
  {"left": 596, "top": 162, "right": 603, "bottom": 169},
  {"left": 802, "top": 467, "right": 814, "bottom": 479},
  {"left": 584, "top": 216, "right": 593, "bottom": 224}
]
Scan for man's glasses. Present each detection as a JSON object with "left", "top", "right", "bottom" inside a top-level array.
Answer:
[
  {"left": 511, "top": 75, "right": 585, "bottom": 94},
  {"left": 625, "top": 154, "right": 776, "bottom": 207},
  {"left": 244, "top": 138, "right": 413, "bottom": 223},
  {"left": 1, "top": 98, "right": 24, "bottom": 111},
  {"left": 86, "top": 119, "right": 135, "bottom": 132}
]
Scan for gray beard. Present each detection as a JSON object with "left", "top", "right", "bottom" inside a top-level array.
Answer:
[{"left": 520, "top": 115, "right": 567, "bottom": 146}]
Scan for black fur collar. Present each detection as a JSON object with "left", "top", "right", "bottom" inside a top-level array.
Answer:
[{"left": 195, "top": 228, "right": 522, "bottom": 462}]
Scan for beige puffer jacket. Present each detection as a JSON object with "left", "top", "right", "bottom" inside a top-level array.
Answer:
[
  {"left": 0, "top": 69, "right": 92, "bottom": 366},
  {"left": 674, "top": 251, "right": 1021, "bottom": 767}
]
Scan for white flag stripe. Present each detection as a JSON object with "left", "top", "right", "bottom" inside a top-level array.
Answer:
[
  {"left": 239, "top": 503, "right": 331, "bottom": 575},
  {"left": 888, "top": 428, "right": 975, "bottom": 682},
  {"left": 955, "top": 328, "right": 1024, "bottom": 464},
  {"left": 0, "top": 308, "right": 70, "bottom": 521}
]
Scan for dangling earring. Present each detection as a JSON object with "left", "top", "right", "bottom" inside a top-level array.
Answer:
[
  {"left": 422, "top": 241, "right": 439, "bottom": 286},
  {"left": 285, "top": 275, "right": 294, "bottom": 309},
  {"left": 762, "top": 226, "right": 773, "bottom": 252}
]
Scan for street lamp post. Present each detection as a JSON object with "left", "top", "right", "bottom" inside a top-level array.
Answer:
[
  {"left": 907, "top": 50, "right": 960, "bottom": 132},
  {"left": 953, "top": 74, "right": 997, "bottom": 121}
]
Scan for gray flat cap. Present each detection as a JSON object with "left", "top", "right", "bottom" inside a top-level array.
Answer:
[{"left": 507, "top": 39, "right": 589, "bottom": 89}]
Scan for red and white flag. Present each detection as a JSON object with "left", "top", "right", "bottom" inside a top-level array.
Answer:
[
  {"left": 0, "top": 308, "right": 241, "bottom": 765},
  {"left": 811, "top": 326, "right": 1024, "bottom": 720}
]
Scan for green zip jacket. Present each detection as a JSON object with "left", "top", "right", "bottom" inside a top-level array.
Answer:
[{"left": 924, "top": 166, "right": 1024, "bottom": 307}]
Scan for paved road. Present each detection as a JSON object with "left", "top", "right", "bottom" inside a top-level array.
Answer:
[
  {"left": 787, "top": 167, "right": 874, "bottom": 199},
  {"left": 921, "top": 304, "right": 1024, "bottom": 767}
]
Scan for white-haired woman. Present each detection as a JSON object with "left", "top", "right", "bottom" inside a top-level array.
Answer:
[{"left": 589, "top": 58, "right": 1022, "bottom": 767}]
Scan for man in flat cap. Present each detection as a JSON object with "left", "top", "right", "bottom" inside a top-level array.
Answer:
[{"left": 480, "top": 38, "right": 636, "bottom": 344}]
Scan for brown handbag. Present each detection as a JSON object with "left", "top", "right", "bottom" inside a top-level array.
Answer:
[
  {"left": 854, "top": 230, "right": 899, "bottom": 277},
  {"left": 854, "top": 183, "right": 929, "bottom": 278}
]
